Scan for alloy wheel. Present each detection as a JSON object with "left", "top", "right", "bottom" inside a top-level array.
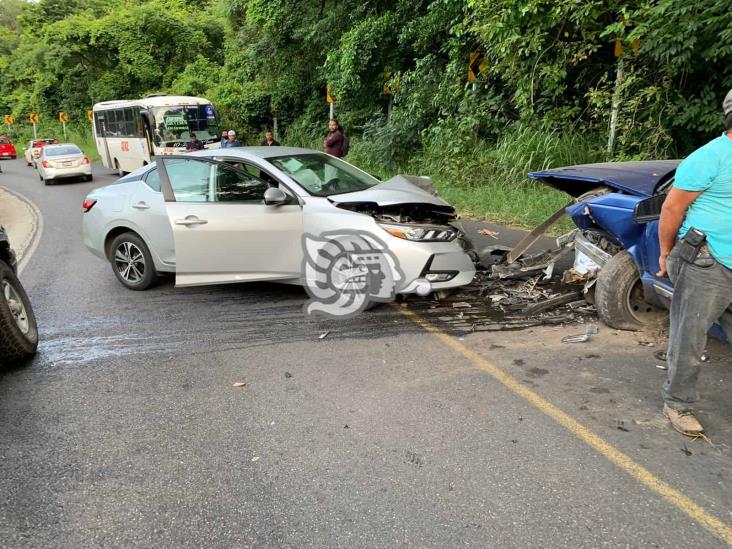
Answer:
[
  {"left": 2, "top": 279, "right": 30, "bottom": 334},
  {"left": 114, "top": 241, "right": 146, "bottom": 283}
]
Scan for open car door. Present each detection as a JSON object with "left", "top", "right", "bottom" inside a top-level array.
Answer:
[{"left": 157, "top": 155, "right": 304, "bottom": 287}]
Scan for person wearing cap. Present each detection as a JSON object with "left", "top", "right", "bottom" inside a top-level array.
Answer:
[
  {"left": 222, "top": 130, "right": 241, "bottom": 148},
  {"left": 657, "top": 89, "right": 732, "bottom": 437}
]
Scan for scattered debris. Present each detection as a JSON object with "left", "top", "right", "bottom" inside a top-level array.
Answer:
[
  {"left": 232, "top": 382, "right": 247, "bottom": 388},
  {"left": 478, "top": 228, "right": 500, "bottom": 239},
  {"left": 344, "top": 424, "right": 350, "bottom": 429},
  {"left": 562, "top": 324, "right": 599, "bottom": 343},
  {"left": 319, "top": 331, "right": 330, "bottom": 340},
  {"left": 284, "top": 371, "right": 293, "bottom": 379},
  {"left": 251, "top": 456, "right": 260, "bottom": 462},
  {"left": 680, "top": 444, "right": 693, "bottom": 456},
  {"left": 452, "top": 302, "right": 472, "bottom": 309},
  {"left": 616, "top": 420, "right": 630, "bottom": 432},
  {"left": 655, "top": 364, "right": 668, "bottom": 371},
  {"left": 654, "top": 350, "right": 667, "bottom": 362},
  {"left": 638, "top": 340, "right": 655, "bottom": 347},
  {"left": 523, "top": 291, "right": 580, "bottom": 315},
  {"left": 505, "top": 202, "right": 572, "bottom": 264}
]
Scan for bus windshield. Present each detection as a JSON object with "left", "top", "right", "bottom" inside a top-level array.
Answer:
[{"left": 152, "top": 104, "right": 219, "bottom": 147}]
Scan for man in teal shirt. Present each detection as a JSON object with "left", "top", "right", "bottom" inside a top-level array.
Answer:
[{"left": 658, "top": 89, "right": 732, "bottom": 436}]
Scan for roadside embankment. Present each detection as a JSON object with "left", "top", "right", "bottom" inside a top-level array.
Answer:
[{"left": 0, "top": 186, "right": 41, "bottom": 264}]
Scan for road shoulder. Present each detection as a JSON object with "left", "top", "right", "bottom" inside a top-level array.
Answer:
[{"left": 0, "top": 185, "right": 41, "bottom": 267}]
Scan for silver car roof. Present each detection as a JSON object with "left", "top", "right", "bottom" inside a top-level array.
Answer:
[{"left": 189, "top": 146, "right": 321, "bottom": 161}]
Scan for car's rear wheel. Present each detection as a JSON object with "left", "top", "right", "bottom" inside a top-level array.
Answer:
[
  {"left": 85, "top": 174, "right": 93, "bottom": 182},
  {"left": 0, "top": 260, "right": 38, "bottom": 365},
  {"left": 109, "top": 232, "right": 157, "bottom": 290},
  {"left": 595, "top": 251, "right": 666, "bottom": 331}
]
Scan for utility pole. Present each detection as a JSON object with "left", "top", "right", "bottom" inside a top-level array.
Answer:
[{"left": 607, "top": 54, "right": 625, "bottom": 158}]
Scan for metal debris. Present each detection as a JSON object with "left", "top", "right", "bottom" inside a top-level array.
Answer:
[
  {"left": 655, "top": 364, "right": 668, "bottom": 371},
  {"left": 477, "top": 228, "right": 500, "bottom": 239},
  {"left": 562, "top": 324, "right": 599, "bottom": 343},
  {"left": 319, "top": 331, "right": 330, "bottom": 339},
  {"left": 505, "top": 202, "right": 573, "bottom": 263},
  {"left": 232, "top": 382, "right": 247, "bottom": 388}
]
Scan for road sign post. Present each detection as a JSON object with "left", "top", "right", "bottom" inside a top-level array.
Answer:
[
  {"left": 59, "top": 112, "right": 69, "bottom": 139},
  {"left": 29, "top": 113, "right": 39, "bottom": 140},
  {"left": 326, "top": 84, "right": 335, "bottom": 119}
]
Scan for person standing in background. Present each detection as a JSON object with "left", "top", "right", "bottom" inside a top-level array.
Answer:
[
  {"left": 323, "top": 119, "right": 346, "bottom": 158},
  {"left": 220, "top": 130, "right": 229, "bottom": 148},
  {"left": 260, "top": 130, "right": 280, "bottom": 146},
  {"left": 221, "top": 130, "right": 241, "bottom": 149}
]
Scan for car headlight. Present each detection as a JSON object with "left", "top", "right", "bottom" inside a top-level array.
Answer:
[{"left": 379, "top": 223, "right": 457, "bottom": 242}]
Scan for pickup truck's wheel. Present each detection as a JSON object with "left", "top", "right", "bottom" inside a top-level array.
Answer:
[
  {"left": 595, "top": 251, "right": 665, "bottom": 331},
  {"left": 0, "top": 260, "right": 38, "bottom": 364},
  {"left": 109, "top": 232, "right": 157, "bottom": 290}
]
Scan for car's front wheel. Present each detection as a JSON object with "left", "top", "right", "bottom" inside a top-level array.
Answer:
[
  {"left": 108, "top": 232, "right": 157, "bottom": 290},
  {"left": 594, "top": 250, "right": 666, "bottom": 331},
  {"left": 0, "top": 260, "right": 38, "bottom": 365}
]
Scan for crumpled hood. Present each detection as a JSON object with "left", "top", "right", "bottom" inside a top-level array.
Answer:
[
  {"left": 528, "top": 160, "right": 680, "bottom": 198},
  {"left": 329, "top": 175, "right": 451, "bottom": 208}
]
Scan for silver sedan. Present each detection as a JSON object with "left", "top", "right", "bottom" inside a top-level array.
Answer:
[
  {"left": 82, "top": 147, "right": 475, "bottom": 300},
  {"left": 37, "top": 144, "right": 92, "bottom": 184}
]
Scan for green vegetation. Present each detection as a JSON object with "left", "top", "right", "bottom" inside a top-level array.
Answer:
[{"left": 1, "top": 0, "right": 730, "bottom": 226}]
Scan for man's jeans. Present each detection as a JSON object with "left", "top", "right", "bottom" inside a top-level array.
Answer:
[{"left": 663, "top": 244, "right": 732, "bottom": 410}]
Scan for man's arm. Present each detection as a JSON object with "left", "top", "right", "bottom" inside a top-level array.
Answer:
[{"left": 657, "top": 187, "right": 702, "bottom": 276}]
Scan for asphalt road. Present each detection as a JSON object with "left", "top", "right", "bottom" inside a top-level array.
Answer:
[{"left": 1, "top": 157, "right": 731, "bottom": 548}]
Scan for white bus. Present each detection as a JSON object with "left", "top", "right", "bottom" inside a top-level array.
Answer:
[{"left": 92, "top": 95, "right": 221, "bottom": 175}]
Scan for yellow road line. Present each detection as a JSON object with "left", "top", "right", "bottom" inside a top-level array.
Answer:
[{"left": 398, "top": 306, "right": 732, "bottom": 546}]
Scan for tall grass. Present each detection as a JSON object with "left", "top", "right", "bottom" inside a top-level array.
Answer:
[{"left": 346, "top": 123, "right": 604, "bottom": 230}]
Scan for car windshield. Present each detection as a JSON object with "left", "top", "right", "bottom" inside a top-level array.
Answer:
[
  {"left": 269, "top": 154, "right": 380, "bottom": 197},
  {"left": 45, "top": 145, "right": 81, "bottom": 157},
  {"left": 152, "top": 105, "right": 220, "bottom": 147}
]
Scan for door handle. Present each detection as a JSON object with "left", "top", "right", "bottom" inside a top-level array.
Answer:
[
  {"left": 132, "top": 201, "right": 150, "bottom": 210},
  {"left": 175, "top": 217, "right": 208, "bottom": 226}
]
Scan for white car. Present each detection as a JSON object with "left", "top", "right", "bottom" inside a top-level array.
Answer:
[
  {"left": 37, "top": 144, "right": 92, "bottom": 184},
  {"left": 23, "top": 138, "right": 58, "bottom": 167},
  {"left": 82, "top": 148, "right": 476, "bottom": 299}
]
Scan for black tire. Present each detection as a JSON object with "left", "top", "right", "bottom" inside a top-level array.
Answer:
[
  {"left": 85, "top": 174, "right": 93, "bottom": 182},
  {"left": 0, "top": 260, "right": 38, "bottom": 365},
  {"left": 108, "top": 232, "right": 157, "bottom": 290},
  {"left": 595, "top": 251, "right": 665, "bottom": 331}
]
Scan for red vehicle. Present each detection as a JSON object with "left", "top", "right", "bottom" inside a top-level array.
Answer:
[{"left": 0, "top": 136, "right": 16, "bottom": 160}]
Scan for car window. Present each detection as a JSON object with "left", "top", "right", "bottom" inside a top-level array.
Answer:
[
  {"left": 269, "top": 153, "right": 379, "bottom": 197},
  {"left": 213, "top": 163, "right": 268, "bottom": 202},
  {"left": 145, "top": 168, "right": 161, "bottom": 192},
  {"left": 164, "top": 158, "right": 212, "bottom": 202},
  {"left": 45, "top": 145, "right": 81, "bottom": 156}
]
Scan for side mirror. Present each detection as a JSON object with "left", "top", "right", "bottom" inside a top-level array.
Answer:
[
  {"left": 264, "top": 187, "right": 289, "bottom": 206},
  {"left": 633, "top": 193, "right": 667, "bottom": 223}
]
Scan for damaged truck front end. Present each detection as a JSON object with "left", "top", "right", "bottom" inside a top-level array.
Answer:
[{"left": 526, "top": 161, "right": 681, "bottom": 331}]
